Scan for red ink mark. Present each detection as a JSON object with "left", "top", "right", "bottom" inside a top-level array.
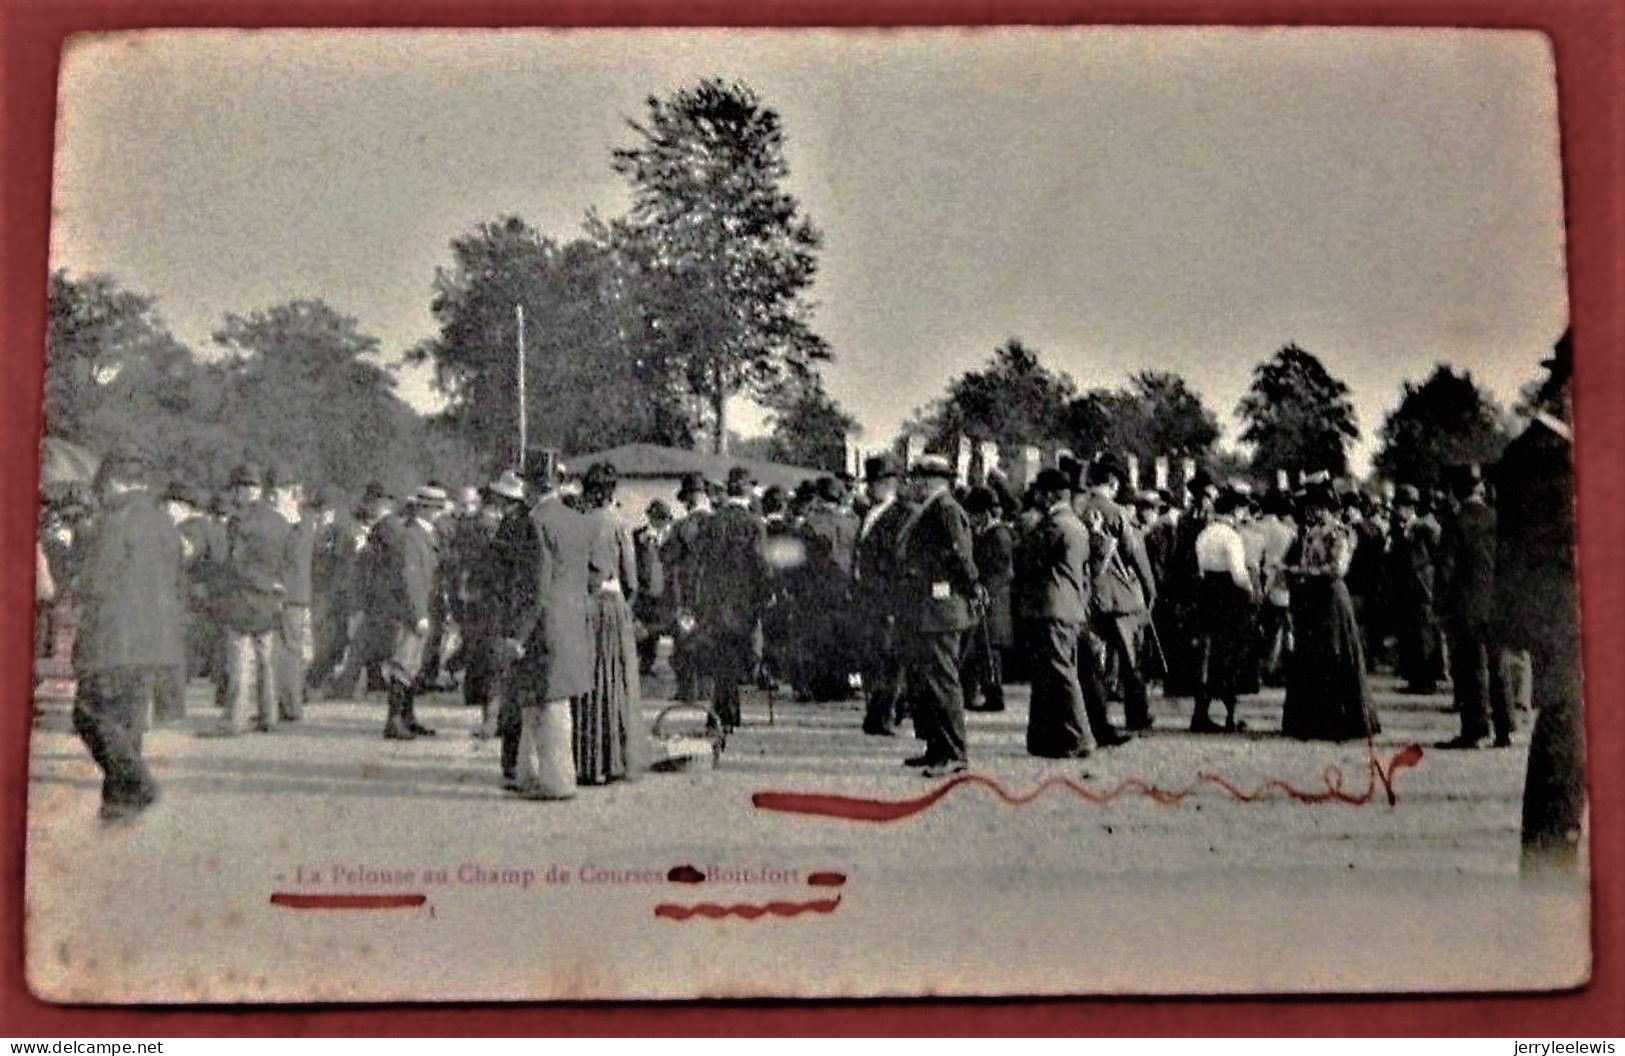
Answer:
[
  {"left": 806, "top": 871, "right": 847, "bottom": 887},
  {"left": 655, "top": 895, "right": 842, "bottom": 921},
  {"left": 667, "top": 864, "right": 706, "bottom": 884},
  {"left": 270, "top": 892, "right": 427, "bottom": 910},
  {"left": 752, "top": 740, "right": 1426, "bottom": 822}
]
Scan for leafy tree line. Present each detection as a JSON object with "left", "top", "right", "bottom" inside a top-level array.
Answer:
[
  {"left": 44, "top": 271, "right": 484, "bottom": 498},
  {"left": 909, "top": 337, "right": 1526, "bottom": 488},
  {"left": 42, "top": 77, "right": 856, "bottom": 492}
]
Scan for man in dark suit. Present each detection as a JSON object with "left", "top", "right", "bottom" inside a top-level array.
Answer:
[
  {"left": 1435, "top": 464, "right": 1511, "bottom": 749},
  {"left": 795, "top": 476, "right": 861, "bottom": 700},
  {"left": 856, "top": 455, "right": 913, "bottom": 735},
  {"left": 501, "top": 449, "right": 596, "bottom": 799},
  {"left": 1017, "top": 469, "right": 1096, "bottom": 758},
  {"left": 1387, "top": 484, "right": 1444, "bottom": 694},
  {"left": 205, "top": 463, "right": 291, "bottom": 737},
  {"left": 631, "top": 500, "right": 673, "bottom": 676},
  {"left": 72, "top": 448, "right": 185, "bottom": 822},
  {"left": 961, "top": 485, "right": 1014, "bottom": 712},
  {"left": 662, "top": 473, "right": 712, "bottom": 701},
  {"left": 1072, "top": 455, "right": 1156, "bottom": 733},
  {"left": 895, "top": 455, "right": 980, "bottom": 776},
  {"left": 1498, "top": 332, "right": 1583, "bottom": 871},
  {"left": 697, "top": 473, "right": 770, "bottom": 731}
]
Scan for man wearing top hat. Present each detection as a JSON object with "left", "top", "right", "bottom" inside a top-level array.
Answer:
[
  {"left": 499, "top": 449, "right": 597, "bottom": 798},
  {"left": 72, "top": 447, "right": 185, "bottom": 821},
  {"left": 662, "top": 472, "right": 712, "bottom": 702},
  {"left": 856, "top": 453, "right": 914, "bottom": 735},
  {"left": 894, "top": 455, "right": 981, "bottom": 775},
  {"left": 696, "top": 470, "right": 770, "bottom": 731},
  {"left": 1435, "top": 462, "right": 1511, "bottom": 750},
  {"left": 202, "top": 463, "right": 291, "bottom": 736}
]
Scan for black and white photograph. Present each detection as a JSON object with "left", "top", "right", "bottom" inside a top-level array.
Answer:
[{"left": 26, "top": 26, "right": 1587, "bottom": 1001}]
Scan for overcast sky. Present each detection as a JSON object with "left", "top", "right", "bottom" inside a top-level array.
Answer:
[{"left": 50, "top": 27, "right": 1569, "bottom": 472}]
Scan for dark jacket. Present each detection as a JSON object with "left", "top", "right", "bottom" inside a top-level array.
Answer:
[
  {"left": 72, "top": 489, "right": 185, "bottom": 672},
  {"left": 218, "top": 501, "right": 292, "bottom": 634},
  {"left": 855, "top": 497, "right": 912, "bottom": 619},
  {"left": 698, "top": 502, "right": 770, "bottom": 635},
  {"left": 1438, "top": 498, "right": 1497, "bottom": 627},
  {"left": 662, "top": 509, "right": 711, "bottom": 612},
  {"left": 1072, "top": 490, "right": 1155, "bottom": 616},
  {"left": 895, "top": 488, "right": 979, "bottom": 634},
  {"left": 508, "top": 494, "right": 595, "bottom": 702},
  {"left": 1014, "top": 503, "right": 1091, "bottom": 626},
  {"left": 972, "top": 519, "right": 1016, "bottom": 645},
  {"left": 1387, "top": 516, "right": 1441, "bottom": 608},
  {"left": 1494, "top": 418, "right": 1577, "bottom": 651}
]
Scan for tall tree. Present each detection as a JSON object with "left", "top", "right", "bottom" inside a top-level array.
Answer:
[
  {"left": 610, "top": 79, "right": 829, "bottom": 453},
  {"left": 910, "top": 338, "right": 1077, "bottom": 451},
  {"left": 212, "top": 299, "right": 452, "bottom": 492},
  {"left": 762, "top": 375, "right": 861, "bottom": 471},
  {"left": 1236, "top": 343, "right": 1360, "bottom": 477},
  {"left": 1374, "top": 364, "right": 1511, "bottom": 488},
  {"left": 411, "top": 216, "right": 691, "bottom": 464}
]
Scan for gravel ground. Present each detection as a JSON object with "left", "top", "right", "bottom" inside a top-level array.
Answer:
[{"left": 24, "top": 668, "right": 1589, "bottom": 1002}]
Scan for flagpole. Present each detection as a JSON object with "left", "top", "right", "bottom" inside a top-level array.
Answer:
[{"left": 516, "top": 303, "right": 527, "bottom": 461}]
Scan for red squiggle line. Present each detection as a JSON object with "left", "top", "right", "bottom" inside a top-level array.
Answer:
[
  {"left": 751, "top": 741, "right": 1425, "bottom": 822},
  {"left": 270, "top": 893, "right": 427, "bottom": 909},
  {"left": 655, "top": 895, "right": 843, "bottom": 921}
]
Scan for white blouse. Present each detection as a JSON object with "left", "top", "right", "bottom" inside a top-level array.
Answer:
[{"left": 1195, "top": 520, "right": 1253, "bottom": 591}]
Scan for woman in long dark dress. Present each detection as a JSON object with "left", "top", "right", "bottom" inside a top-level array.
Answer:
[
  {"left": 1280, "top": 485, "right": 1380, "bottom": 742},
  {"left": 573, "top": 463, "right": 646, "bottom": 784}
]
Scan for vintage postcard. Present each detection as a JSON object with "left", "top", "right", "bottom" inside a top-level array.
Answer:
[{"left": 27, "top": 27, "right": 1588, "bottom": 1002}]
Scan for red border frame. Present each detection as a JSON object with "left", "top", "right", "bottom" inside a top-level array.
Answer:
[{"left": 3, "top": 0, "right": 1620, "bottom": 1036}]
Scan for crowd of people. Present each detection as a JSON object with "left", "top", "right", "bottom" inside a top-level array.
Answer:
[{"left": 36, "top": 342, "right": 1583, "bottom": 871}]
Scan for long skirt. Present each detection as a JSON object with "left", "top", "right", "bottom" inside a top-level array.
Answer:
[
  {"left": 573, "top": 590, "right": 646, "bottom": 784},
  {"left": 1281, "top": 577, "right": 1380, "bottom": 742},
  {"left": 1197, "top": 572, "right": 1254, "bottom": 706}
]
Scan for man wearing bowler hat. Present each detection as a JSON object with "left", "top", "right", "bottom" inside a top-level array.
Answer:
[{"left": 894, "top": 455, "right": 981, "bottom": 776}]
